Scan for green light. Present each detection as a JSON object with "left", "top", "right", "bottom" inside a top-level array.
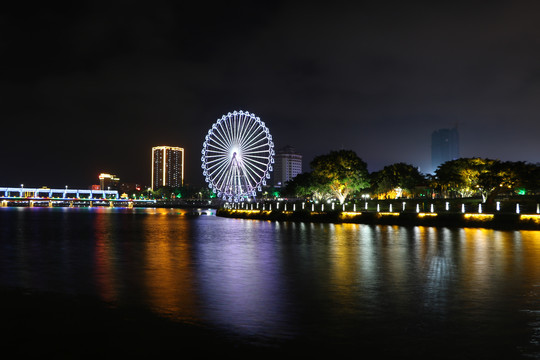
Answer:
[{"left": 517, "top": 188, "right": 526, "bottom": 195}]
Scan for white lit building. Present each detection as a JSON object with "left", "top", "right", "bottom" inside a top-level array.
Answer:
[
  {"left": 273, "top": 145, "right": 302, "bottom": 188},
  {"left": 151, "top": 146, "right": 184, "bottom": 190}
]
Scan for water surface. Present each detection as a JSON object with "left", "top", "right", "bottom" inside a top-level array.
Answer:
[{"left": 1, "top": 207, "right": 539, "bottom": 357}]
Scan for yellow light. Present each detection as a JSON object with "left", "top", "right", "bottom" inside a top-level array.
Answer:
[
  {"left": 339, "top": 211, "right": 362, "bottom": 220},
  {"left": 520, "top": 215, "right": 540, "bottom": 224},
  {"left": 464, "top": 214, "right": 494, "bottom": 221},
  {"left": 418, "top": 212, "right": 438, "bottom": 217},
  {"left": 379, "top": 212, "right": 400, "bottom": 216}
]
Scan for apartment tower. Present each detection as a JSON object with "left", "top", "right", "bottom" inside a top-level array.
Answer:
[
  {"left": 151, "top": 146, "right": 184, "bottom": 190},
  {"left": 273, "top": 145, "right": 302, "bottom": 188}
]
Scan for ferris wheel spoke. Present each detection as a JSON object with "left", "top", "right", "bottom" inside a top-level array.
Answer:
[
  {"left": 226, "top": 166, "right": 237, "bottom": 194},
  {"left": 242, "top": 142, "right": 271, "bottom": 153},
  {"left": 207, "top": 162, "right": 231, "bottom": 182},
  {"left": 205, "top": 156, "right": 228, "bottom": 167},
  {"left": 235, "top": 114, "right": 247, "bottom": 144},
  {"left": 240, "top": 163, "right": 261, "bottom": 187},
  {"left": 241, "top": 149, "right": 271, "bottom": 155},
  {"left": 237, "top": 161, "right": 255, "bottom": 182},
  {"left": 237, "top": 116, "right": 256, "bottom": 146},
  {"left": 215, "top": 167, "right": 232, "bottom": 193},
  {"left": 204, "top": 155, "right": 228, "bottom": 161},
  {"left": 206, "top": 159, "right": 229, "bottom": 174},
  {"left": 207, "top": 133, "right": 229, "bottom": 149},
  {"left": 207, "top": 156, "right": 230, "bottom": 175},
  {"left": 235, "top": 114, "right": 243, "bottom": 145},
  {"left": 218, "top": 120, "right": 234, "bottom": 147},
  {"left": 239, "top": 121, "right": 261, "bottom": 147},
  {"left": 242, "top": 159, "right": 268, "bottom": 172},
  {"left": 215, "top": 121, "right": 231, "bottom": 145},
  {"left": 243, "top": 154, "right": 271, "bottom": 160},
  {"left": 241, "top": 131, "right": 266, "bottom": 147},
  {"left": 204, "top": 153, "right": 229, "bottom": 158},
  {"left": 242, "top": 158, "right": 266, "bottom": 175},
  {"left": 242, "top": 132, "right": 269, "bottom": 146},
  {"left": 209, "top": 130, "right": 231, "bottom": 152},
  {"left": 243, "top": 153, "right": 270, "bottom": 160}
]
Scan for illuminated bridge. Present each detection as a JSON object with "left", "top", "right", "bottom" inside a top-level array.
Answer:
[{"left": 0, "top": 186, "right": 155, "bottom": 207}]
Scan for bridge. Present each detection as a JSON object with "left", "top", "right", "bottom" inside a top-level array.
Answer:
[{"left": 0, "top": 186, "right": 156, "bottom": 208}]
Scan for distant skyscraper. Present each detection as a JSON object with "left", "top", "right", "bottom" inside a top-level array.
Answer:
[
  {"left": 273, "top": 145, "right": 302, "bottom": 187},
  {"left": 431, "top": 127, "right": 459, "bottom": 173},
  {"left": 151, "top": 146, "right": 184, "bottom": 190}
]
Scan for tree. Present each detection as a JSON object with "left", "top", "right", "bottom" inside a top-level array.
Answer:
[
  {"left": 371, "top": 162, "right": 425, "bottom": 199},
  {"left": 310, "top": 150, "right": 370, "bottom": 204},
  {"left": 282, "top": 172, "right": 331, "bottom": 201},
  {"left": 435, "top": 157, "right": 517, "bottom": 202}
]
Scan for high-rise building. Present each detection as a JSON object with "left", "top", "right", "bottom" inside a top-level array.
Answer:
[
  {"left": 151, "top": 146, "right": 184, "bottom": 190},
  {"left": 273, "top": 145, "right": 302, "bottom": 188},
  {"left": 431, "top": 127, "right": 459, "bottom": 173},
  {"left": 98, "top": 173, "right": 119, "bottom": 190}
]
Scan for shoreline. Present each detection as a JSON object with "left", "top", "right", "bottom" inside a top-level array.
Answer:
[{"left": 216, "top": 208, "right": 540, "bottom": 230}]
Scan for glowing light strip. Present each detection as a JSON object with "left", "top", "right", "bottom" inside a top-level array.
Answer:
[
  {"left": 520, "top": 215, "right": 540, "bottom": 223},
  {"left": 162, "top": 148, "right": 167, "bottom": 187},
  {"left": 151, "top": 147, "right": 155, "bottom": 190},
  {"left": 418, "top": 213, "right": 438, "bottom": 217},
  {"left": 378, "top": 212, "right": 401, "bottom": 216},
  {"left": 463, "top": 214, "right": 494, "bottom": 220}
]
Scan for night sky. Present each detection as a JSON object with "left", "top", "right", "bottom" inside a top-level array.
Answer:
[{"left": 2, "top": 1, "right": 540, "bottom": 189}]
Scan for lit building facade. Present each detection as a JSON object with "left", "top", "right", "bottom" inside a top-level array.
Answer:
[
  {"left": 273, "top": 145, "right": 302, "bottom": 188},
  {"left": 98, "top": 173, "right": 119, "bottom": 190},
  {"left": 431, "top": 127, "right": 459, "bottom": 173},
  {"left": 152, "top": 146, "right": 184, "bottom": 190}
]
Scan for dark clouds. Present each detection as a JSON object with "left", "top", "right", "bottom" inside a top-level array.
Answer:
[{"left": 1, "top": 1, "right": 539, "bottom": 188}]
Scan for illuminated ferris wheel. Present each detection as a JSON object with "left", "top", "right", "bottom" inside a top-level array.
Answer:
[{"left": 201, "top": 110, "right": 274, "bottom": 202}]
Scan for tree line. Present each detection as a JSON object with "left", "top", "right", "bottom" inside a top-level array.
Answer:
[{"left": 282, "top": 150, "right": 540, "bottom": 204}]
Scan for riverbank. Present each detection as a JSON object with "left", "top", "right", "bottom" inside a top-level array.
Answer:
[{"left": 217, "top": 208, "right": 540, "bottom": 230}]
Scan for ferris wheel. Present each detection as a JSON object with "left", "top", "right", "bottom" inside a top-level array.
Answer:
[{"left": 201, "top": 110, "right": 274, "bottom": 202}]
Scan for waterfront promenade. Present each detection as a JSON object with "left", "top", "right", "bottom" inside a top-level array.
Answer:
[{"left": 218, "top": 198, "right": 540, "bottom": 230}]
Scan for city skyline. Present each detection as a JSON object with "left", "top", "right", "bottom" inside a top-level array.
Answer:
[{"left": 2, "top": 3, "right": 540, "bottom": 188}]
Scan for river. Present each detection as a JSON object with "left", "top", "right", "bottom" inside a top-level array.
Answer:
[{"left": 1, "top": 207, "right": 539, "bottom": 358}]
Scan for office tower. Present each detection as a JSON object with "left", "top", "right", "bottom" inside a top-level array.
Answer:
[
  {"left": 98, "top": 173, "right": 119, "bottom": 190},
  {"left": 431, "top": 127, "right": 459, "bottom": 173},
  {"left": 151, "top": 146, "right": 184, "bottom": 190},
  {"left": 273, "top": 145, "right": 302, "bottom": 187}
]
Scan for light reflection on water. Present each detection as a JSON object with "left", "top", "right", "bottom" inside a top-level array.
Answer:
[{"left": 0, "top": 207, "right": 540, "bottom": 355}]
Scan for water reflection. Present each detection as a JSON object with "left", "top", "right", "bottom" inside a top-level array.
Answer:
[
  {"left": 420, "top": 227, "right": 455, "bottom": 314},
  {"left": 142, "top": 211, "right": 197, "bottom": 322},
  {"left": 193, "top": 218, "right": 293, "bottom": 338},
  {"left": 1, "top": 208, "right": 540, "bottom": 356},
  {"left": 93, "top": 208, "right": 119, "bottom": 304}
]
